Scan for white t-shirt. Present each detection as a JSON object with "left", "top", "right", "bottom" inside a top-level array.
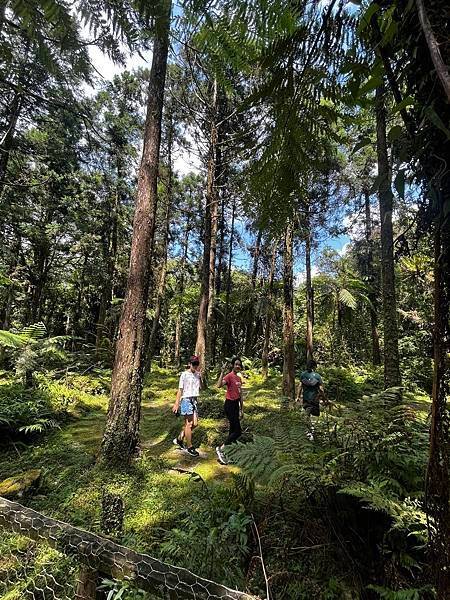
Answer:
[{"left": 179, "top": 370, "right": 201, "bottom": 398}]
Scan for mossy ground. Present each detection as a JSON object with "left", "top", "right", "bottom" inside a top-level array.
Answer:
[
  {"left": 0, "top": 368, "right": 281, "bottom": 552},
  {"left": 0, "top": 366, "right": 431, "bottom": 598}
]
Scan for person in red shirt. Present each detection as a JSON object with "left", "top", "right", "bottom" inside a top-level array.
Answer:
[{"left": 215, "top": 357, "right": 244, "bottom": 464}]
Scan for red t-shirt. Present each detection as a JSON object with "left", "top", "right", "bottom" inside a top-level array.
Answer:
[{"left": 223, "top": 372, "right": 242, "bottom": 400}]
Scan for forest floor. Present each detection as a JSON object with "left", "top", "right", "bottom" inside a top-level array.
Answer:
[
  {"left": 0, "top": 368, "right": 281, "bottom": 550},
  {"left": 0, "top": 367, "right": 432, "bottom": 598}
]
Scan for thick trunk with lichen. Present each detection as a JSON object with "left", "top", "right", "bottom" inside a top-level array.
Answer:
[
  {"left": 100, "top": 2, "right": 171, "bottom": 464},
  {"left": 376, "top": 86, "right": 401, "bottom": 388}
]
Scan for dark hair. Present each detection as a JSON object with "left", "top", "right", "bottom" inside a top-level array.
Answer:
[
  {"left": 307, "top": 359, "right": 317, "bottom": 371},
  {"left": 231, "top": 356, "right": 243, "bottom": 368}
]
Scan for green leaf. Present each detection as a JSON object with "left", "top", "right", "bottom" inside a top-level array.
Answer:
[
  {"left": 394, "top": 170, "right": 406, "bottom": 199},
  {"left": 392, "top": 96, "right": 415, "bottom": 114},
  {"left": 387, "top": 125, "right": 404, "bottom": 143},
  {"left": 352, "top": 136, "right": 372, "bottom": 154},
  {"left": 424, "top": 106, "right": 450, "bottom": 140},
  {"left": 358, "top": 3, "right": 380, "bottom": 35},
  {"left": 339, "top": 288, "right": 357, "bottom": 310},
  {"left": 359, "top": 75, "right": 383, "bottom": 96},
  {"left": 0, "top": 330, "right": 28, "bottom": 348}
]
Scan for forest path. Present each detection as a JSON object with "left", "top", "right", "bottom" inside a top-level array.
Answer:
[{"left": 0, "top": 368, "right": 282, "bottom": 549}]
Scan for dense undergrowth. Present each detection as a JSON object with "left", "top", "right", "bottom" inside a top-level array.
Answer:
[{"left": 0, "top": 365, "right": 433, "bottom": 599}]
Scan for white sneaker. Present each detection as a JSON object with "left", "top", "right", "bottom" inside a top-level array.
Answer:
[
  {"left": 173, "top": 437, "right": 184, "bottom": 449},
  {"left": 215, "top": 446, "right": 227, "bottom": 464}
]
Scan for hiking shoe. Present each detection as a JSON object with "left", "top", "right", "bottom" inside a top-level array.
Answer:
[
  {"left": 187, "top": 446, "right": 199, "bottom": 457},
  {"left": 173, "top": 437, "right": 184, "bottom": 449},
  {"left": 215, "top": 446, "right": 227, "bottom": 465}
]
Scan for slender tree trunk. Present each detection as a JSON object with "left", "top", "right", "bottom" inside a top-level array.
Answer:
[
  {"left": 221, "top": 197, "right": 236, "bottom": 357},
  {"left": 426, "top": 204, "right": 450, "bottom": 600},
  {"left": 305, "top": 223, "right": 314, "bottom": 363},
  {"left": 147, "top": 183, "right": 172, "bottom": 360},
  {"left": 415, "top": 0, "right": 450, "bottom": 103},
  {"left": 0, "top": 92, "right": 23, "bottom": 196},
  {"left": 174, "top": 218, "right": 191, "bottom": 366},
  {"left": 96, "top": 148, "right": 123, "bottom": 356},
  {"left": 261, "top": 243, "right": 277, "bottom": 379},
  {"left": 282, "top": 220, "right": 295, "bottom": 399},
  {"left": 376, "top": 86, "right": 401, "bottom": 388},
  {"left": 364, "top": 188, "right": 382, "bottom": 365},
  {"left": 195, "top": 79, "right": 218, "bottom": 376},
  {"left": 100, "top": 2, "right": 171, "bottom": 464},
  {"left": 244, "top": 229, "right": 262, "bottom": 357},
  {"left": 211, "top": 190, "right": 226, "bottom": 365}
]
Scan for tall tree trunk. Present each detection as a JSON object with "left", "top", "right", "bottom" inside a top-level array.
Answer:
[
  {"left": 100, "top": 1, "right": 171, "bottom": 464},
  {"left": 364, "top": 188, "right": 382, "bottom": 365},
  {"left": 415, "top": 0, "right": 450, "bottom": 103},
  {"left": 147, "top": 168, "right": 172, "bottom": 361},
  {"left": 376, "top": 85, "right": 401, "bottom": 388},
  {"left": 221, "top": 197, "right": 236, "bottom": 357},
  {"left": 282, "top": 220, "right": 295, "bottom": 400},
  {"left": 0, "top": 91, "right": 23, "bottom": 196},
  {"left": 195, "top": 79, "right": 219, "bottom": 376},
  {"left": 244, "top": 229, "right": 262, "bottom": 357},
  {"left": 174, "top": 221, "right": 190, "bottom": 366},
  {"left": 305, "top": 222, "right": 314, "bottom": 363},
  {"left": 261, "top": 243, "right": 277, "bottom": 379},
  {"left": 95, "top": 148, "right": 124, "bottom": 356},
  {"left": 426, "top": 203, "right": 450, "bottom": 599}
]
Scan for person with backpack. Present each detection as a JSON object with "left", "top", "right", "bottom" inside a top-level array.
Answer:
[
  {"left": 215, "top": 357, "right": 244, "bottom": 465},
  {"left": 296, "top": 359, "right": 326, "bottom": 439},
  {"left": 172, "top": 355, "right": 203, "bottom": 457}
]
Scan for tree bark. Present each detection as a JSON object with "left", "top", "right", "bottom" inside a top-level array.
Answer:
[
  {"left": 415, "top": 0, "right": 450, "bottom": 104},
  {"left": 305, "top": 223, "right": 314, "bottom": 364},
  {"left": 261, "top": 243, "right": 277, "bottom": 379},
  {"left": 221, "top": 197, "right": 236, "bottom": 357},
  {"left": 244, "top": 229, "right": 262, "bottom": 357},
  {"left": 282, "top": 221, "right": 295, "bottom": 399},
  {"left": 426, "top": 205, "right": 450, "bottom": 599},
  {"left": 376, "top": 86, "right": 401, "bottom": 388},
  {"left": 147, "top": 114, "right": 174, "bottom": 364},
  {"left": 364, "top": 188, "right": 382, "bottom": 366},
  {"left": 195, "top": 79, "right": 219, "bottom": 376},
  {"left": 174, "top": 221, "right": 190, "bottom": 366},
  {"left": 0, "top": 91, "right": 23, "bottom": 196},
  {"left": 100, "top": 1, "right": 171, "bottom": 464}
]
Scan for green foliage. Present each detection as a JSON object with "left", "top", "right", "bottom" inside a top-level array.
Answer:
[
  {"left": 227, "top": 387, "right": 430, "bottom": 592},
  {"left": 160, "top": 480, "right": 252, "bottom": 587},
  {"left": 368, "top": 584, "right": 435, "bottom": 599}
]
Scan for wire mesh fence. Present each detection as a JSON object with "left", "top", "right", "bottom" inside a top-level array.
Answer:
[{"left": 0, "top": 497, "right": 260, "bottom": 600}]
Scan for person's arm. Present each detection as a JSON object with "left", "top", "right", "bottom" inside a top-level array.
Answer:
[
  {"left": 217, "top": 364, "right": 228, "bottom": 388},
  {"left": 172, "top": 374, "right": 184, "bottom": 413},
  {"left": 239, "top": 394, "right": 244, "bottom": 417},
  {"left": 319, "top": 384, "right": 329, "bottom": 405}
]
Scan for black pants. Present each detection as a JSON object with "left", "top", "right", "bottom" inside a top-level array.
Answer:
[{"left": 224, "top": 399, "right": 242, "bottom": 445}]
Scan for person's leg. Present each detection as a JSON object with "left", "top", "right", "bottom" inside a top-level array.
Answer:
[
  {"left": 224, "top": 400, "right": 241, "bottom": 445},
  {"left": 184, "top": 415, "right": 193, "bottom": 447}
]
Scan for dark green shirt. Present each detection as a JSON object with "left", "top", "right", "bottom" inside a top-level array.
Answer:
[{"left": 300, "top": 371, "right": 322, "bottom": 405}]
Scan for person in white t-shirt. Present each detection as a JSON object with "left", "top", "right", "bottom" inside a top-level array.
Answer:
[{"left": 172, "top": 355, "right": 202, "bottom": 457}]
